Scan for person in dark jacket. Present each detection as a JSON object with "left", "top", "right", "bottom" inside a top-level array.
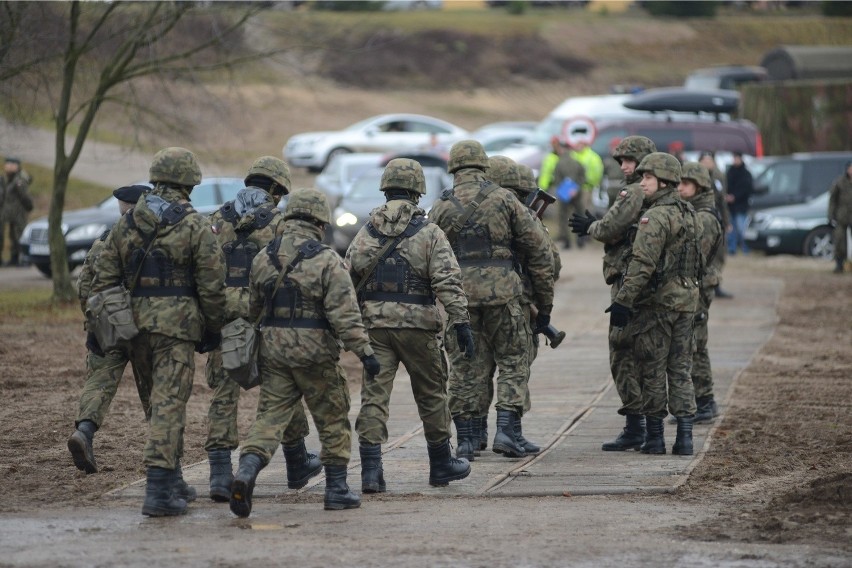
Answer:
[{"left": 725, "top": 152, "right": 753, "bottom": 255}]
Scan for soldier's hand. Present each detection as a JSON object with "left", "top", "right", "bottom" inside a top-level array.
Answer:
[
  {"left": 361, "top": 354, "right": 381, "bottom": 379},
  {"left": 605, "top": 302, "right": 631, "bottom": 329},
  {"left": 534, "top": 312, "right": 551, "bottom": 332},
  {"left": 86, "top": 332, "right": 105, "bottom": 357},
  {"left": 454, "top": 322, "right": 476, "bottom": 359},
  {"left": 568, "top": 210, "right": 597, "bottom": 236},
  {"left": 195, "top": 329, "right": 222, "bottom": 354}
]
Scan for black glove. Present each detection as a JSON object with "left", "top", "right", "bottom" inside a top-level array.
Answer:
[
  {"left": 86, "top": 331, "right": 104, "bottom": 357},
  {"left": 454, "top": 322, "right": 476, "bottom": 360},
  {"left": 568, "top": 209, "right": 597, "bottom": 236},
  {"left": 605, "top": 302, "right": 632, "bottom": 329},
  {"left": 195, "top": 329, "right": 222, "bottom": 354},
  {"left": 361, "top": 354, "right": 381, "bottom": 379},
  {"left": 534, "top": 312, "right": 551, "bottom": 332}
]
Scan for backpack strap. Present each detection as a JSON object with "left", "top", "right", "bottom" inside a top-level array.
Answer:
[
  {"left": 256, "top": 238, "right": 325, "bottom": 328},
  {"left": 353, "top": 215, "right": 430, "bottom": 294},
  {"left": 444, "top": 181, "right": 498, "bottom": 244},
  {"left": 220, "top": 202, "right": 239, "bottom": 227}
]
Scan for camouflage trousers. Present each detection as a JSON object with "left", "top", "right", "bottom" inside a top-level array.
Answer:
[
  {"left": 241, "top": 346, "right": 351, "bottom": 467},
  {"left": 204, "top": 348, "right": 309, "bottom": 452},
  {"left": 76, "top": 347, "right": 151, "bottom": 428},
  {"left": 712, "top": 233, "right": 726, "bottom": 286},
  {"left": 609, "top": 283, "right": 642, "bottom": 416},
  {"left": 632, "top": 309, "right": 697, "bottom": 420},
  {"left": 448, "top": 299, "right": 532, "bottom": 419},
  {"left": 476, "top": 306, "right": 535, "bottom": 419},
  {"left": 128, "top": 333, "right": 195, "bottom": 470},
  {"left": 691, "top": 287, "right": 715, "bottom": 400},
  {"left": 834, "top": 221, "right": 850, "bottom": 262},
  {"left": 356, "top": 328, "right": 452, "bottom": 445}
]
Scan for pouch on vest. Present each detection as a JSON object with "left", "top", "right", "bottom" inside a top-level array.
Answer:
[
  {"left": 85, "top": 285, "right": 139, "bottom": 351},
  {"left": 219, "top": 317, "right": 261, "bottom": 390}
]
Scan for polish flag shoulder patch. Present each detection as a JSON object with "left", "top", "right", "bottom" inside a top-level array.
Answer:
[
  {"left": 619, "top": 190, "right": 628, "bottom": 198},
  {"left": 639, "top": 217, "right": 650, "bottom": 224},
  {"left": 211, "top": 224, "right": 220, "bottom": 235}
]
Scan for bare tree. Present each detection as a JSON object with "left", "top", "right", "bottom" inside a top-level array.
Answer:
[{"left": 0, "top": 1, "right": 275, "bottom": 302}]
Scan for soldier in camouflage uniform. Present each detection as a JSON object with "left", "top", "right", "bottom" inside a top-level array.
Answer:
[
  {"left": 699, "top": 152, "right": 733, "bottom": 298},
  {"left": 68, "top": 185, "right": 151, "bottom": 475},
  {"left": 0, "top": 157, "right": 34, "bottom": 266},
  {"left": 345, "top": 158, "right": 472, "bottom": 492},
  {"left": 229, "top": 188, "right": 379, "bottom": 517},
  {"left": 677, "top": 162, "right": 723, "bottom": 423},
  {"left": 828, "top": 161, "right": 852, "bottom": 273},
  {"left": 569, "top": 136, "right": 656, "bottom": 452},
  {"left": 205, "top": 157, "right": 321, "bottom": 502},
  {"left": 609, "top": 152, "right": 700, "bottom": 456},
  {"left": 92, "top": 147, "right": 226, "bottom": 516},
  {"left": 430, "top": 140, "right": 554, "bottom": 460}
]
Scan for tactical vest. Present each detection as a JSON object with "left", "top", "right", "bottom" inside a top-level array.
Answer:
[
  {"left": 361, "top": 215, "right": 435, "bottom": 306},
  {"left": 219, "top": 202, "right": 280, "bottom": 288},
  {"left": 695, "top": 205, "right": 724, "bottom": 271},
  {"left": 440, "top": 182, "right": 514, "bottom": 269},
  {"left": 649, "top": 199, "right": 703, "bottom": 292},
  {"left": 125, "top": 202, "right": 196, "bottom": 297},
  {"left": 263, "top": 237, "right": 330, "bottom": 329}
]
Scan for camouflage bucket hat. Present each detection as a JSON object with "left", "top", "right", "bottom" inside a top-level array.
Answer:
[
  {"left": 516, "top": 164, "right": 538, "bottom": 194},
  {"left": 149, "top": 147, "right": 202, "bottom": 187},
  {"left": 448, "top": 139, "right": 489, "bottom": 174},
  {"left": 381, "top": 158, "right": 426, "bottom": 195},
  {"left": 680, "top": 161, "right": 712, "bottom": 190},
  {"left": 486, "top": 156, "right": 515, "bottom": 187},
  {"left": 636, "top": 152, "right": 682, "bottom": 185},
  {"left": 246, "top": 156, "right": 291, "bottom": 194},
  {"left": 284, "top": 187, "right": 330, "bottom": 224},
  {"left": 612, "top": 136, "right": 657, "bottom": 164}
]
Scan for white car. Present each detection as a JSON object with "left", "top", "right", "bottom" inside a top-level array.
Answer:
[
  {"left": 283, "top": 113, "right": 469, "bottom": 172},
  {"left": 314, "top": 153, "right": 384, "bottom": 208}
]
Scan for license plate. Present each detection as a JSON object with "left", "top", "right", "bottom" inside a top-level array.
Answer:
[
  {"left": 744, "top": 228, "right": 758, "bottom": 241},
  {"left": 28, "top": 243, "right": 50, "bottom": 256}
]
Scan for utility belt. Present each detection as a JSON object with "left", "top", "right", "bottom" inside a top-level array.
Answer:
[
  {"left": 362, "top": 290, "right": 435, "bottom": 305},
  {"left": 457, "top": 258, "right": 514, "bottom": 268},
  {"left": 263, "top": 315, "right": 331, "bottom": 330}
]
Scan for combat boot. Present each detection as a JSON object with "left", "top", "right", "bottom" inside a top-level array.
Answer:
[
  {"left": 514, "top": 415, "right": 541, "bottom": 454},
  {"left": 427, "top": 439, "right": 471, "bottom": 487},
  {"left": 479, "top": 415, "right": 489, "bottom": 452},
  {"left": 672, "top": 416, "right": 694, "bottom": 456},
  {"left": 324, "top": 465, "right": 360, "bottom": 510},
  {"left": 207, "top": 448, "right": 234, "bottom": 502},
  {"left": 452, "top": 416, "right": 476, "bottom": 461},
  {"left": 471, "top": 418, "right": 481, "bottom": 457},
  {"left": 693, "top": 396, "right": 718, "bottom": 424},
  {"left": 142, "top": 467, "right": 187, "bottom": 517},
  {"left": 358, "top": 443, "right": 386, "bottom": 494},
  {"left": 602, "top": 414, "right": 646, "bottom": 451},
  {"left": 67, "top": 420, "right": 98, "bottom": 474},
  {"left": 492, "top": 410, "right": 526, "bottom": 458},
  {"left": 229, "top": 453, "right": 265, "bottom": 518},
  {"left": 640, "top": 417, "right": 666, "bottom": 455},
  {"left": 282, "top": 439, "right": 322, "bottom": 490},
  {"left": 173, "top": 458, "right": 197, "bottom": 503}
]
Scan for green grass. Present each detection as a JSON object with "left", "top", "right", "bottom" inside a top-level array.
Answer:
[{"left": 0, "top": 288, "right": 80, "bottom": 323}]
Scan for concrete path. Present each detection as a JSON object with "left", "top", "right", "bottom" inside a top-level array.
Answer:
[{"left": 112, "top": 246, "right": 780, "bottom": 502}]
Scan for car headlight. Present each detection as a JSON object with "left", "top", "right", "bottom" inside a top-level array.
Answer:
[
  {"left": 335, "top": 212, "right": 358, "bottom": 227},
  {"left": 65, "top": 223, "right": 108, "bottom": 243},
  {"left": 766, "top": 217, "right": 798, "bottom": 230}
]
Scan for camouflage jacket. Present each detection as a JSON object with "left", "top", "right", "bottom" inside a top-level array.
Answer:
[
  {"left": 76, "top": 230, "right": 110, "bottom": 313},
  {"left": 249, "top": 219, "right": 373, "bottom": 366},
  {"left": 0, "top": 170, "right": 33, "bottom": 221},
  {"left": 91, "top": 185, "right": 226, "bottom": 341},
  {"left": 517, "top": 212, "right": 561, "bottom": 305},
  {"left": 429, "top": 168, "right": 554, "bottom": 311},
  {"left": 589, "top": 173, "right": 644, "bottom": 285},
  {"left": 209, "top": 187, "right": 286, "bottom": 322},
  {"left": 829, "top": 174, "right": 852, "bottom": 224},
  {"left": 708, "top": 166, "right": 730, "bottom": 228},
  {"left": 687, "top": 191, "right": 723, "bottom": 289},
  {"left": 346, "top": 199, "right": 469, "bottom": 331},
  {"left": 615, "top": 187, "right": 699, "bottom": 313}
]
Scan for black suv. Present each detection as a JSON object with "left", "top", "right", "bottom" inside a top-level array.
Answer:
[{"left": 750, "top": 152, "right": 852, "bottom": 211}]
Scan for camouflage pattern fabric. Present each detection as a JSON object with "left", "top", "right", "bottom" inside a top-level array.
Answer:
[
  {"left": 690, "top": 190, "right": 723, "bottom": 289},
  {"left": 552, "top": 153, "right": 587, "bottom": 244},
  {"left": 240, "top": 218, "right": 372, "bottom": 465},
  {"left": 148, "top": 147, "right": 202, "bottom": 187},
  {"left": 603, "top": 157, "right": 623, "bottom": 207},
  {"left": 829, "top": 172, "right": 852, "bottom": 261},
  {"left": 0, "top": 169, "right": 33, "bottom": 262},
  {"left": 691, "top": 286, "right": 715, "bottom": 400}
]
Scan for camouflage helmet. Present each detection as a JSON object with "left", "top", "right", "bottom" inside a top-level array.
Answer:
[
  {"left": 283, "top": 188, "right": 330, "bottom": 225},
  {"left": 517, "top": 165, "right": 538, "bottom": 194},
  {"left": 149, "top": 147, "right": 202, "bottom": 187},
  {"left": 448, "top": 139, "right": 489, "bottom": 173},
  {"left": 636, "top": 152, "right": 682, "bottom": 185},
  {"left": 380, "top": 158, "right": 426, "bottom": 195},
  {"left": 680, "top": 161, "right": 712, "bottom": 191},
  {"left": 612, "top": 136, "right": 657, "bottom": 164},
  {"left": 486, "top": 156, "right": 516, "bottom": 187},
  {"left": 245, "top": 156, "right": 291, "bottom": 194}
]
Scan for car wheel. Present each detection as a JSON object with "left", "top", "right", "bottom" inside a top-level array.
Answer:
[
  {"left": 802, "top": 226, "right": 834, "bottom": 259},
  {"left": 323, "top": 147, "right": 352, "bottom": 171}
]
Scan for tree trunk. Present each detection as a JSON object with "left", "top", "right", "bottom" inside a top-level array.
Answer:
[{"left": 49, "top": 161, "right": 75, "bottom": 303}]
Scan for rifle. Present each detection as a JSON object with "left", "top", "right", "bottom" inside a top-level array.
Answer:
[
  {"left": 529, "top": 304, "right": 566, "bottom": 349},
  {"left": 525, "top": 189, "right": 556, "bottom": 220}
]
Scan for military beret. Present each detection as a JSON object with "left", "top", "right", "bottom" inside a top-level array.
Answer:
[
  {"left": 4, "top": 157, "right": 21, "bottom": 165},
  {"left": 113, "top": 184, "right": 148, "bottom": 204}
]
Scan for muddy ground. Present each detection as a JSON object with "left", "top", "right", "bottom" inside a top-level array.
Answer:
[{"left": 1, "top": 254, "right": 850, "bottom": 562}]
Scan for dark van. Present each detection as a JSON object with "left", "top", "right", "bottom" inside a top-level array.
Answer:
[{"left": 750, "top": 152, "right": 852, "bottom": 211}]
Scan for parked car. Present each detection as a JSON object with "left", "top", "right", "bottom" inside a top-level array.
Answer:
[
  {"left": 379, "top": 149, "right": 449, "bottom": 171},
  {"left": 314, "top": 152, "right": 384, "bottom": 208},
  {"left": 283, "top": 113, "right": 469, "bottom": 172},
  {"left": 750, "top": 152, "right": 852, "bottom": 211},
  {"left": 331, "top": 166, "right": 452, "bottom": 254},
  {"left": 19, "top": 177, "right": 244, "bottom": 277},
  {"left": 744, "top": 192, "right": 834, "bottom": 258},
  {"left": 471, "top": 126, "right": 534, "bottom": 155}
]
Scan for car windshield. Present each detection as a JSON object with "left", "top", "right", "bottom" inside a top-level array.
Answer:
[
  {"left": 346, "top": 116, "right": 384, "bottom": 131},
  {"left": 529, "top": 117, "right": 564, "bottom": 147},
  {"left": 347, "top": 171, "right": 384, "bottom": 202}
]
